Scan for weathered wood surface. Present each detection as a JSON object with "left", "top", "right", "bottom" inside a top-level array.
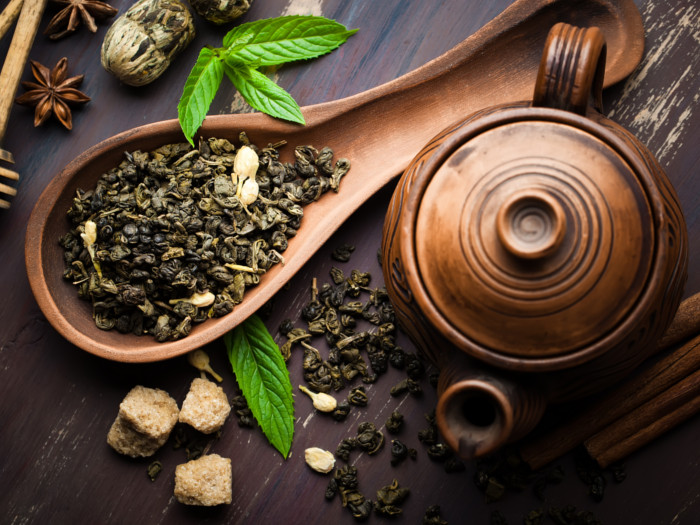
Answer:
[{"left": 0, "top": 1, "right": 698, "bottom": 524}]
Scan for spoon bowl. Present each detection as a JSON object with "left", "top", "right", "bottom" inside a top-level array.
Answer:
[{"left": 25, "top": 0, "right": 644, "bottom": 362}]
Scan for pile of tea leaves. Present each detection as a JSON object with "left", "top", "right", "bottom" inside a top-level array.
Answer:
[
  {"left": 278, "top": 262, "right": 418, "bottom": 395},
  {"left": 59, "top": 133, "right": 349, "bottom": 341}
]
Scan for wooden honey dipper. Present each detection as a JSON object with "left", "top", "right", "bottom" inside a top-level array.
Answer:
[{"left": 0, "top": 0, "right": 47, "bottom": 209}]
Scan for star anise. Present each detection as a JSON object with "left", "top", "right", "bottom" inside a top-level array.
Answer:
[
  {"left": 44, "top": 0, "right": 118, "bottom": 40},
  {"left": 15, "top": 58, "right": 90, "bottom": 130}
]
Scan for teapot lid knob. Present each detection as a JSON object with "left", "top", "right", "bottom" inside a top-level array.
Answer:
[{"left": 496, "top": 189, "right": 566, "bottom": 260}]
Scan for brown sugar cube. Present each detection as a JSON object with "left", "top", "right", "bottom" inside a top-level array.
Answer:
[
  {"left": 118, "top": 385, "right": 179, "bottom": 441},
  {"left": 107, "top": 415, "right": 163, "bottom": 458},
  {"left": 179, "top": 377, "right": 231, "bottom": 434},
  {"left": 107, "top": 385, "right": 179, "bottom": 457},
  {"left": 174, "top": 454, "right": 232, "bottom": 506}
]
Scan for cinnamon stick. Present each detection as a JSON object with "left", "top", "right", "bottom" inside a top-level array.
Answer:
[
  {"left": 0, "top": 0, "right": 47, "bottom": 142},
  {"left": 584, "top": 367, "right": 700, "bottom": 467},
  {"left": 518, "top": 293, "right": 700, "bottom": 469},
  {"left": 657, "top": 292, "right": 700, "bottom": 351},
  {"left": 0, "top": 0, "right": 23, "bottom": 42},
  {"left": 518, "top": 332, "right": 700, "bottom": 470}
]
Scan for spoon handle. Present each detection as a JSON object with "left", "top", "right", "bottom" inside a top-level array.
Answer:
[{"left": 301, "top": 0, "right": 643, "bottom": 125}]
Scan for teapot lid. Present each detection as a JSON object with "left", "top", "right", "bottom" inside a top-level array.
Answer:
[{"left": 413, "top": 111, "right": 655, "bottom": 367}]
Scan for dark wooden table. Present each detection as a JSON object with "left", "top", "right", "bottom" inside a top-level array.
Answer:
[{"left": 1, "top": 0, "right": 698, "bottom": 523}]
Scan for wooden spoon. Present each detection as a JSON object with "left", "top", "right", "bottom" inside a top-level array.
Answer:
[{"left": 25, "top": 0, "right": 644, "bottom": 362}]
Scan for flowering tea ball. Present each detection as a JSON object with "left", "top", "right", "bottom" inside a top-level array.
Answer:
[
  {"left": 101, "top": 0, "right": 195, "bottom": 86},
  {"left": 188, "top": 0, "right": 253, "bottom": 24}
]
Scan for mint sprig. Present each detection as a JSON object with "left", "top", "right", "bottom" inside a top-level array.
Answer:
[
  {"left": 178, "top": 15, "right": 358, "bottom": 145},
  {"left": 224, "top": 315, "right": 294, "bottom": 458}
]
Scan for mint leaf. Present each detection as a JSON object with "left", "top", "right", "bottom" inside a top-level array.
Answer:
[
  {"left": 225, "top": 64, "right": 305, "bottom": 125},
  {"left": 224, "top": 315, "right": 294, "bottom": 458},
  {"left": 223, "top": 15, "right": 358, "bottom": 66},
  {"left": 178, "top": 47, "right": 224, "bottom": 146},
  {"left": 178, "top": 15, "right": 357, "bottom": 141}
]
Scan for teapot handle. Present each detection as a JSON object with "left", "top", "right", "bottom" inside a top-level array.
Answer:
[{"left": 533, "top": 23, "right": 606, "bottom": 115}]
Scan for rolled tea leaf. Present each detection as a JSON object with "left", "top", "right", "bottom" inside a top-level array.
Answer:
[{"left": 188, "top": 0, "right": 253, "bottom": 25}]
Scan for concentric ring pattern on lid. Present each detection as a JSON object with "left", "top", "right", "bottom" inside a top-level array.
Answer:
[{"left": 415, "top": 120, "right": 653, "bottom": 360}]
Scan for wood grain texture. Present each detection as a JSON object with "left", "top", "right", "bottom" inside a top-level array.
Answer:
[
  {"left": 604, "top": 0, "right": 700, "bottom": 296},
  {"left": 1, "top": 1, "right": 699, "bottom": 524}
]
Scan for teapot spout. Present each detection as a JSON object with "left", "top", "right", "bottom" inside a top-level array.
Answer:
[{"left": 436, "top": 356, "right": 546, "bottom": 459}]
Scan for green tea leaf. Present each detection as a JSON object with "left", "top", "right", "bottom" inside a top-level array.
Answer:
[
  {"left": 225, "top": 64, "right": 305, "bottom": 125},
  {"left": 224, "top": 315, "right": 294, "bottom": 458},
  {"left": 223, "top": 15, "right": 358, "bottom": 66},
  {"left": 178, "top": 47, "right": 224, "bottom": 146}
]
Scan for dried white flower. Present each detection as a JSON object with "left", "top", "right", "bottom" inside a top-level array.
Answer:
[
  {"left": 238, "top": 178, "right": 259, "bottom": 206},
  {"left": 233, "top": 146, "right": 259, "bottom": 181},
  {"left": 187, "top": 349, "right": 223, "bottom": 382},
  {"left": 80, "top": 220, "right": 97, "bottom": 247},
  {"left": 169, "top": 291, "right": 216, "bottom": 307},
  {"left": 299, "top": 385, "right": 337, "bottom": 412},
  {"left": 80, "top": 220, "right": 102, "bottom": 278},
  {"left": 304, "top": 447, "right": 335, "bottom": 473}
]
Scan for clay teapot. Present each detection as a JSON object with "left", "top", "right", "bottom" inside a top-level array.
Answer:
[{"left": 381, "top": 23, "right": 688, "bottom": 459}]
